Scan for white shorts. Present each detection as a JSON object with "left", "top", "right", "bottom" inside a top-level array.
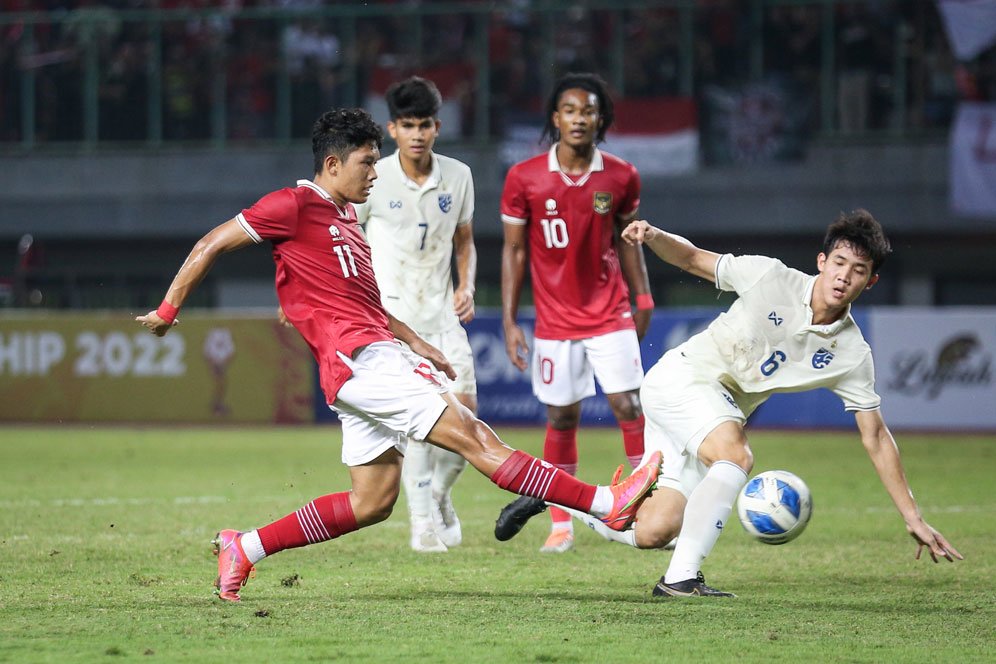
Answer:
[
  {"left": 417, "top": 326, "right": 476, "bottom": 396},
  {"left": 531, "top": 329, "right": 644, "bottom": 407},
  {"left": 331, "top": 342, "right": 449, "bottom": 467},
  {"left": 639, "top": 348, "right": 745, "bottom": 497}
]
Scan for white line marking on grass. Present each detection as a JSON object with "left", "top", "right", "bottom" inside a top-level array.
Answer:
[{"left": 0, "top": 495, "right": 230, "bottom": 509}]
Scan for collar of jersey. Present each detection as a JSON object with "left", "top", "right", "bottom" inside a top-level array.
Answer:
[
  {"left": 547, "top": 144, "right": 604, "bottom": 187},
  {"left": 393, "top": 150, "right": 440, "bottom": 192},
  {"left": 802, "top": 275, "right": 852, "bottom": 335},
  {"left": 296, "top": 179, "right": 350, "bottom": 217}
]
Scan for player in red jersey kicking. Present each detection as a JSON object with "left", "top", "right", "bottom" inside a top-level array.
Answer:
[
  {"left": 136, "top": 108, "right": 661, "bottom": 602},
  {"left": 496, "top": 73, "right": 654, "bottom": 553}
]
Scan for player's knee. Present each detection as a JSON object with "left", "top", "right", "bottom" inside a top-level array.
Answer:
[
  {"left": 720, "top": 446, "right": 753, "bottom": 473},
  {"left": 608, "top": 393, "right": 642, "bottom": 421},
  {"left": 635, "top": 518, "right": 680, "bottom": 550},
  {"left": 353, "top": 487, "right": 399, "bottom": 526}
]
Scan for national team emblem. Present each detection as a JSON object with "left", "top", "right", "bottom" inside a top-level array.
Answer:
[
  {"left": 593, "top": 192, "right": 612, "bottom": 215},
  {"left": 329, "top": 225, "right": 340, "bottom": 237},
  {"left": 812, "top": 347, "right": 835, "bottom": 369},
  {"left": 438, "top": 193, "right": 453, "bottom": 214}
]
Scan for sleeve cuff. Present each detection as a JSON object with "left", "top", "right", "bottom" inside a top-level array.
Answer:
[{"left": 236, "top": 213, "right": 262, "bottom": 244}]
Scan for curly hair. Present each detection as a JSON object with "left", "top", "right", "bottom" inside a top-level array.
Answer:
[
  {"left": 541, "top": 72, "right": 615, "bottom": 145},
  {"left": 822, "top": 209, "right": 892, "bottom": 272},
  {"left": 311, "top": 108, "right": 384, "bottom": 174}
]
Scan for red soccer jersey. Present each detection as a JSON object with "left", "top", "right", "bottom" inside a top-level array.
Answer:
[
  {"left": 500, "top": 146, "right": 641, "bottom": 340},
  {"left": 237, "top": 180, "right": 395, "bottom": 403}
]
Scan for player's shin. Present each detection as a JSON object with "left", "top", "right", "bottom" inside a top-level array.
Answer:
[
  {"left": 255, "top": 492, "right": 359, "bottom": 558},
  {"left": 430, "top": 445, "right": 466, "bottom": 497},
  {"left": 490, "top": 450, "right": 604, "bottom": 515},
  {"left": 619, "top": 415, "right": 646, "bottom": 470},
  {"left": 663, "top": 461, "right": 747, "bottom": 584},
  {"left": 403, "top": 440, "right": 434, "bottom": 522},
  {"left": 543, "top": 425, "right": 579, "bottom": 531}
]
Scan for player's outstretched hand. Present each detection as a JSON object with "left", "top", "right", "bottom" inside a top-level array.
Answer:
[
  {"left": 908, "top": 519, "right": 963, "bottom": 563},
  {"left": 277, "top": 306, "right": 293, "bottom": 327},
  {"left": 136, "top": 311, "right": 177, "bottom": 337},
  {"left": 621, "top": 219, "right": 658, "bottom": 246},
  {"left": 453, "top": 288, "right": 475, "bottom": 324},
  {"left": 503, "top": 324, "right": 529, "bottom": 372}
]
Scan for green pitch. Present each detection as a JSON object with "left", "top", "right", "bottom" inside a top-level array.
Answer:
[{"left": 1, "top": 427, "right": 992, "bottom": 663}]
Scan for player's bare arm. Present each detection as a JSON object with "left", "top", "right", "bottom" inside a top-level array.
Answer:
[
  {"left": 615, "top": 212, "right": 653, "bottom": 339},
  {"left": 621, "top": 220, "right": 720, "bottom": 284},
  {"left": 452, "top": 222, "right": 477, "bottom": 324},
  {"left": 386, "top": 313, "right": 457, "bottom": 380},
  {"left": 854, "top": 409, "right": 962, "bottom": 563},
  {"left": 136, "top": 218, "right": 255, "bottom": 336},
  {"left": 501, "top": 221, "right": 530, "bottom": 372}
]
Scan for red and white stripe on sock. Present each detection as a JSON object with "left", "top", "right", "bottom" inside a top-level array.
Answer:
[
  {"left": 255, "top": 492, "right": 358, "bottom": 558},
  {"left": 619, "top": 415, "right": 646, "bottom": 470},
  {"left": 543, "top": 425, "right": 578, "bottom": 529},
  {"left": 490, "top": 449, "right": 598, "bottom": 514}
]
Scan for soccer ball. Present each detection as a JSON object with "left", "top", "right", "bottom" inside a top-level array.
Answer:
[{"left": 736, "top": 470, "right": 813, "bottom": 545}]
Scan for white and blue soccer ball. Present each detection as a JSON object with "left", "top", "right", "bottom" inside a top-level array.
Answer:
[{"left": 737, "top": 470, "right": 813, "bottom": 545}]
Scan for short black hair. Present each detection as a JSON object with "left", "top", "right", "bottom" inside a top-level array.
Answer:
[
  {"left": 541, "top": 72, "right": 615, "bottom": 144},
  {"left": 823, "top": 209, "right": 892, "bottom": 272},
  {"left": 385, "top": 76, "right": 442, "bottom": 120},
  {"left": 311, "top": 108, "right": 384, "bottom": 174}
]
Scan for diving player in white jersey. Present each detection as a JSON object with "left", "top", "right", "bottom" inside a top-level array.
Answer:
[
  {"left": 354, "top": 76, "right": 477, "bottom": 552},
  {"left": 497, "top": 210, "right": 962, "bottom": 596}
]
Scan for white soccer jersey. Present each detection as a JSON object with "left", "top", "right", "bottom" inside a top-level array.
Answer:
[
  {"left": 356, "top": 151, "right": 475, "bottom": 333},
  {"left": 677, "top": 254, "right": 882, "bottom": 416}
]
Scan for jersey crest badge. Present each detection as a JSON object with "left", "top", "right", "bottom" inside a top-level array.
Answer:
[
  {"left": 438, "top": 193, "right": 453, "bottom": 214},
  {"left": 812, "top": 347, "right": 835, "bottom": 369},
  {"left": 593, "top": 192, "right": 612, "bottom": 215},
  {"left": 329, "top": 225, "right": 341, "bottom": 238}
]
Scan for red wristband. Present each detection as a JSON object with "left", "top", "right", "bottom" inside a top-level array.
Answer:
[
  {"left": 156, "top": 300, "right": 179, "bottom": 324},
  {"left": 635, "top": 293, "right": 655, "bottom": 311}
]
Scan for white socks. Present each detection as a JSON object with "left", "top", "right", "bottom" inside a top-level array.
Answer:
[
  {"left": 429, "top": 445, "right": 466, "bottom": 499},
  {"left": 590, "top": 486, "right": 614, "bottom": 518},
  {"left": 403, "top": 440, "right": 435, "bottom": 521},
  {"left": 561, "top": 506, "right": 637, "bottom": 546},
  {"left": 664, "top": 461, "right": 747, "bottom": 584},
  {"left": 240, "top": 529, "right": 266, "bottom": 564}
]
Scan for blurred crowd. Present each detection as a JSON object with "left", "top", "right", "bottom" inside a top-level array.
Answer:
[{"left": 1, "top": 0, "right": 994, "bottom": 143}]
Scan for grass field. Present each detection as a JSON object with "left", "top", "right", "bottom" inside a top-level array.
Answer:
[{"left": 0, "top": 426, "right": 993, "bottom": 663}]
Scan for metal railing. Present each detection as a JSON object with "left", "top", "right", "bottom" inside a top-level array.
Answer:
[{"left": 0, "top": 0, "right": 953, "bottom": 149}]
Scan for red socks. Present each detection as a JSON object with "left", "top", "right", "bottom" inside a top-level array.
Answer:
[
  {"left": 543, "top": 425, "right": 578, "bottom": 526},
  {"left": 620, "top": 415, "right": 646, "bottom": 469},
  {"left": 257, "top": 492, "right": 358, "bottom": 556},
  {"left": 490, "top": 450, "right": 596, "bottom": 512}
]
